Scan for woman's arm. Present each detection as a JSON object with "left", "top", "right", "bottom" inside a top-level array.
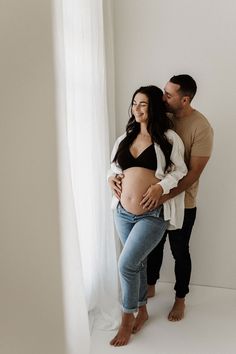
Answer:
[
  {"left": 107, "top": 133, "right": 125, "bottom": 179},
  {"left": 107, "top": 133, "right": 126, "bottom": 197}
]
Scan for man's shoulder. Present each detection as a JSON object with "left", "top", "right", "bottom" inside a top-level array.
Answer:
[
  {"left": 187, "top": 110, "right": 214, "bottom": 156},
  {"left": 189, "top": 110, "right": 213, "bottom": 130}
]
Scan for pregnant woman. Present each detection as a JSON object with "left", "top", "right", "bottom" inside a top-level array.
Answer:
[{"left": 108, "top": 85, "right": 187, "bottom": 346}]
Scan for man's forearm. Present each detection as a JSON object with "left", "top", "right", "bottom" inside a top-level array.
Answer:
[
  {"left": 160, "top": 155, "right": 210, "bottom": 204},
  {"left": 160, "top": 170, "right": 200, "bottom": 204}
]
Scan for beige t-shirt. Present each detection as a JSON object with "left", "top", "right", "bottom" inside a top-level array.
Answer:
[{"left": 172, "top": 110, "right": 214, "bottom": 208}]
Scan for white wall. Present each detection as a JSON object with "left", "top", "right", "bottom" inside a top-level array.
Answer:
[
  {"left": 113, "top": 0, "right": 236, "bottom": 289},
  {"left": 0, "top": 1, "right": 66, "bottom": 353}
]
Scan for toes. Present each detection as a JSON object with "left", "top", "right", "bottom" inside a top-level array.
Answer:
[
  {"left": 110, "top": 333, "right": 131, "bottom": 346},
  {"left": 168, "top": 314, "right": 176, "bottom": 321},
  {"left": 168, "top": 312, "right": 183, "bottom": 321},
  {"left": 109, "top": 336, "right": 118, "bottom": 345},
  {"left": 111, "top": 338, "right": 128, "bottom": 346}
]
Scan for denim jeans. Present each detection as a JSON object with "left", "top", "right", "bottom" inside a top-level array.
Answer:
[
  {"left": 147, "top": 207, "right": 197, "bottom": 298},
  {"left": 114, "top": 203, "right": 168, "bottom": 313}
]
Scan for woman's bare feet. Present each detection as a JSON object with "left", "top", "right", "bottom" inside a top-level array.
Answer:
[
  {"left": 132, "top": 305, "right": 149, "bottom": 333},
  {"left": 147, "top": 285, "right": 155, "bottom": 298},
  {"left": 168, "top": 297, "right": 185, "bottom": 321},
  {"left": 110, "top": 313, "right": 135, "bottom": 346}
]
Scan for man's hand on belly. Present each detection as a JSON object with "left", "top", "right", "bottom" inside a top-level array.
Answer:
[{"left": 140, "top": 183, "right": 164, "bottom": 210}]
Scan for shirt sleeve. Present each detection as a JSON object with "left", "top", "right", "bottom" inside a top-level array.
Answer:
[
  {"left": 158, "top": 130, "right": 188, "bottom": 195},
  {"left": 191, "top": 125, "right": 214, "bottom": 157},
  {"left": 107, "top": 133, "right": 125, "bottom": 180}
]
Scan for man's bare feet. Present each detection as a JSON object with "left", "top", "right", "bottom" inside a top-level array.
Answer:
[
  {"left": 168, "top": 297, "right": 185, "bottom": 321},
  {"left": 147, "top": 285, "right": 155, "bottom": 298},
  {"left": 110, "top": 313, "right": 135, "bottom": 346},
  {"left": 132, "top": 305, "right": 149, "bottom": 333}
]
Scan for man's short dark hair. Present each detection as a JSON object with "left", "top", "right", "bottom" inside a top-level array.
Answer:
[{"left": 170, "top": 74, "right": 197, "bottom": 101}]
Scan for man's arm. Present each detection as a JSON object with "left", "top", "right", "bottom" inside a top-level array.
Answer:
[{"left": 159, "top": 156, "right": 210, "bottom": 204}]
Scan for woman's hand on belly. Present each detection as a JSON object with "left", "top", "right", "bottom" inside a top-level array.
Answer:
[
  {"left": 119, "top": 167, "right": 160, "bottom": 214},
  {"left": 108, "top": 174, "right": 124, "bottom": 199},
  {"left": 140, "top": 183, "right": 164, "bottom": 211}
]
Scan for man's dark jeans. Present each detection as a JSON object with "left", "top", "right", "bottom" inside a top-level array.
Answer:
[{"left": 147, "top": 207, "right": 197, "bottom": 298}]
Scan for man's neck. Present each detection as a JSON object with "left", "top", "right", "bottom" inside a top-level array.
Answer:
[{"left": 175, "top": 106, "right": 194, "bottom": 119}]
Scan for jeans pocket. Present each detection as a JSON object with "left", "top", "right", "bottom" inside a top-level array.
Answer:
[
  {"left": 116, "top": 202, "right": 123, "bottom": 214},
  {"left": 150, "top": 206, "right": 163, "bottom": 218}
]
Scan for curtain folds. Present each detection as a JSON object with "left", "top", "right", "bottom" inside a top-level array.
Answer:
[{"left": 54, "top": 0, "right": 120, "bottom": 344}]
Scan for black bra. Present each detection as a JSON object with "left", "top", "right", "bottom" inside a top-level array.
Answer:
[{"left": 117, "top": 144, "right": 157, "bottom": 171}]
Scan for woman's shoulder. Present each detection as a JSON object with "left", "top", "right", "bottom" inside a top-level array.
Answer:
[
  {"left": 117, "top": 132, "right": 127, "bottom": 141},
  {"left": 165, "top": 129, "right": 185, "bottom": 149},
  {"left": 165, "top": 129, "right": 178, "bottom": 138},
  {"left": 165, "top": 129, "right": 182, "bottom": 141},
  {"left": 153, "top": 130, "right": 180, "bottom": 149},
  {"left": 113, "top": 132, "right": 127, "bottom": 146}
]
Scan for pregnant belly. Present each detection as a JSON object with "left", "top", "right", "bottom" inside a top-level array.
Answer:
[{"left": 120, "top": 167, "right": 160, "bottom": 215}]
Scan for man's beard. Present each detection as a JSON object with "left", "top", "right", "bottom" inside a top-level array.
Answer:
[{"left": 165, "top": 104, "right": 174, "bottom": 113}]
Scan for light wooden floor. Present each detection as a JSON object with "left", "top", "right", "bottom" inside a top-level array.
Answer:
[{"left": 91, "top": 282, "right": 236, "bottom": 354}]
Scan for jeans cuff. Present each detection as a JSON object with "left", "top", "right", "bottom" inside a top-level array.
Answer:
[
  {"left": 122, "top": 305, "right": 138, "bottom": 314},
  {"left": 138, "top": 300, "right": 147, "bottom": 307}
]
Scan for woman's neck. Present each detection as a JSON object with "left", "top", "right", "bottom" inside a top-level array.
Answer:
[{"left": 139, "top": 124, "right": 150, "bottom": 137}]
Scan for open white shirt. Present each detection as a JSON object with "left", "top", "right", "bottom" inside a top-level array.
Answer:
[{"left": 107, "top": 129, "right": 187, "bottom": 229}]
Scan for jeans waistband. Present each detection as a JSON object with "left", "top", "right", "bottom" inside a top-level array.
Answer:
[{"left": 117, "top": 202, "right": 163, "bottom": 219}]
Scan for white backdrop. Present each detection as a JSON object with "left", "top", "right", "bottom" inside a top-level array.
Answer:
[{"left": 113, "top": 0, "right": 236, "bottom": 289}]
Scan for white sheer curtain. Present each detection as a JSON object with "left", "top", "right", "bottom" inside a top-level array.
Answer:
[{"left": 54, "top": 0, "right": 120, "bottom": 343}]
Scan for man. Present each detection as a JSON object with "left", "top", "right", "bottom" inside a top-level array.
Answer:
[{"left": 145, "top": 74, "right": 213, "bottom": 321}]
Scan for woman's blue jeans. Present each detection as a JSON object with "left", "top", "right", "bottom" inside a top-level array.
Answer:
[{"left": 114, "top": 203, "right": 168, "bottom": 313}]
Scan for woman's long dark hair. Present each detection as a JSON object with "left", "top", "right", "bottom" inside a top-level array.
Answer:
[{"left": 113, "top": 85, "right": 173, "bottom": 171}]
